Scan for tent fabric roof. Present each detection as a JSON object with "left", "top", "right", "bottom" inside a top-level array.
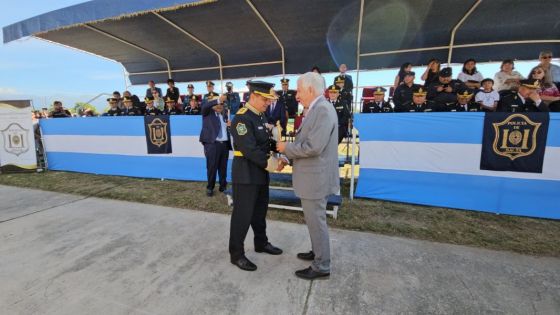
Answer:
[{"left": 4, "top": 0, "right": 560, "bottom": 85}]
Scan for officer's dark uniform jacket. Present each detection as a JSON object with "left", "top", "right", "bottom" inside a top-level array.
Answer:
[
  {"left": 50, "top": 109, "right": 71, "bottom": 118},
  {"left": 105, "top": 107, "right": 121, "bottom": 116},
  {"left": 427, "top": 80, "right": 466, "bottom": 105},
  {"left": 163, "top": 107, "right": 182, "bottom": 115},
  {"left": 396, "top": 100, "right": 440, "bottom": 112},
  {"left": 184, "top": 105, "right": 201, "bottom": 115},
  {"left": 331, "top": 97, "right": 351, "bottom": 126},
  {"left": 276, "top": 89, "right": 298, "bottom": 117},
  {"left": 231, "top": 104, "right": 271, "bottom": 185},
  {"left": 165, "top": 87, "right": 180, "bottom": 102},
  {"left": 393, "top": 83, "right": 421, "bottom": 107},
  {"left": 362, "top": 101, "right": 393, "bottom": 113},
  {"left": 144, "top": 106, "right": 161, "bottom": 116},
  {"left": 334, "top": 74, "right": 354, "bottom": 91},
  {"left": 120, "top": 106, "right": 139, "bottom": 116},
  {"left": 446, "top": 102, "right": 481, "bottom": 112},
  {"left": 497, "top": 92, "right": 550, "bottom": 113},
  {"left": 204, "top": 92, "right": 219, "bottom": 102}
]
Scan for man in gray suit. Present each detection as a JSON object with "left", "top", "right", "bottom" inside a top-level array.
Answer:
[{"left": 277, "top": 72, "right": 340, "bottom": 280}]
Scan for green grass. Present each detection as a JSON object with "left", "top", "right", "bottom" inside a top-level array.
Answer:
[{"left": 1, "top": 171, "right": 559, "bottom": 257}]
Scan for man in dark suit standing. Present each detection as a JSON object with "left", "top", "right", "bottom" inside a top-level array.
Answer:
[
  {"left": 265, "top": 90, "right": 287, "bottom": 136},
  {"left": 200, "top": 93, "right": 231, "bottom": 197}
]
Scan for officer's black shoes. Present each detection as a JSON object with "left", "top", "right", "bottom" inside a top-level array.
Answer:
[
  {"left": 219, "top": 185, "right": 227, "bottom": 193},
  {"left": 231, "top": 255, "right": 257, "bottom": 271},
  {"left": 296, "top": 251, "right": 315, "bottom": 261},
  {"left": 255, "top": 243, "right": 283, "bottom": 255},
  {"left": 206, "top": 189, "right": 213, "bottom": 197},
  {"left": 295, "top": 267, "right": 330, "bottom": 280}
]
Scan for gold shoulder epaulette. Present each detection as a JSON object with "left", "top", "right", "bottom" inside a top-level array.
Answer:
[{"left": 237, "top": 108, "right": 248, "bottom": 114}]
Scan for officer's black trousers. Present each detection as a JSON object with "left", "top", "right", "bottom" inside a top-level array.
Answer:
[
  {"left": 229, "top": 183, "right": 269, "bottom": 260},
  {"left": 203, "top": 141, "right": 229, "bottom": 190},
  {"left": 338, "top": 124, "right": 348, "bottom": 144}
]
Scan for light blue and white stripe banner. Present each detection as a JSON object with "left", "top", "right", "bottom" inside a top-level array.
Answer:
[
  {"left": 354, "top": 112, "right": 560, "bottom": 220},
  {"left": 40, "top": 116, "right": 230, "bottom": 182}
]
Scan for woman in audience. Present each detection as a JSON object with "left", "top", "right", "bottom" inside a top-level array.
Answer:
[
  {"left": 493, "top": 59, "right": 524, "bottom": 92},
  {"left": 457, "top": 58, "right": 484, "bottom": 89},
  {"left": 529, "top": 66, "right": 560, "bottom": 106},
  {"left": 421, "top": 58, "right": 440, "bottom": 87},
  {"left": 393, "top": 62, "right": 413, "bottom": 88}
]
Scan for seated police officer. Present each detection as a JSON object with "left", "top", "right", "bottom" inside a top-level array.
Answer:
[
  {"left": 327, "top": 84, "right": 351, "bottom": 144},
  {"left": 103, "top": 98, "right": 121, "bottom": 116},
  {"left": 49, "top": 101, "right": 72, "bottom": 118},
  {"left": 497, "top": 79, "right": 549, "bottom": 112},
  {"left": 396, "top": 87, "right": 439, "bottom": 112},
  {"left": 121, "top": 97, "right": 139, "bottom": 116},
  {"left": 427, "top": 67, "right": 466, "bottom": 106},
  {"left": 184, "top": 95, "right": 201, "bottom": 115},
  {"left": 392, "top": 71, "right": 420, "bottom": 108},
  {"left": 362, "top": 87, "right": 393, "bottom": 113},
  {"left": 229, "top": 80, "right": 283, "bottom": 271},
  {"left": 200, "top": 93, "right": 231, "bottom": 197},
  {"left": 144, "top": 97, "right": 161, "bottom": 116},
  {"left": 447, "top": 89, "right": 481, "bottom": 112},
  {"left": 163, "top": 97, "right": 182, "bottom": 115}
]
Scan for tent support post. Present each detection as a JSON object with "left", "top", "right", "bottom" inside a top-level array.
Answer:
[
  {"left": 83, "top": 24, "right": 172, "bottom": 79},
  {"left": 350, "top": 0, "right": 364, "bottom": 200},
  {"left": 245, "top": 0, "right": 285, "bottom": 76},
  {"left": 447, "top": 0, "right": 482, "bottom": 65},
  {"left": 152, "top": 12, "right": 224, "bottom": 89}
]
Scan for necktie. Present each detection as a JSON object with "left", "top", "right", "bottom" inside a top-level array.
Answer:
[{"left": 216, "top": 113, "right": 223, "bottom": 139}]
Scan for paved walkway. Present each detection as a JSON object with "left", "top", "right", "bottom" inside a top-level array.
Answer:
[{"left": 1, "top": 185, "right": 559, "bottom": 315}]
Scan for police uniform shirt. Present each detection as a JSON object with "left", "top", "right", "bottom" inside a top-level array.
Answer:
[
  {"left": 105, "top": 107, "right": 121, "bottom": 116},
  {"left": 364, "top": 101, "right": 392, "bottom": 113},
  {"left": 163, "top": 107, "right": 182, "bottom": 115},
  {"left": 184, "top": 105, "right": 201, "bottom": 115},
  {"left": 204, "top": 92, "right": 218, "bottom": 102},
  {"left": 447, "top": 102, "right": 480, "bottom": 112},
  {"left": 145, "top": 106, "right": 161, "bottom": 116},
  {"left": 231, "top": 104, "right": 271, "bottom": 185},
  {"left": 393, "top": 84, "right": 421, "bottom": 107},
  {"left": 331, "top": 97, "right": 351, "bottom": 125},
  {"left": 121, "top": 106, "right": 139, "bottom": 116},
  {"left": 399, "top": 100, "right": 438, "bottom": 112},
  {"left": 427, "top": 80, "right": 466, "bottom": 105},
  {"left": 498, "top": 93, "right": 549, "bottom": 113}
]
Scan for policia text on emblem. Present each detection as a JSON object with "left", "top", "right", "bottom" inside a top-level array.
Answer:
[
  {"left": 480, "top": 113, "right": 549, "bottom": 173},
  {"left": 144, "top": 116, "right": 172, "bottom": 154}
]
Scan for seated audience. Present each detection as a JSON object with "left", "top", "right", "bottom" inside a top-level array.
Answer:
[
  {"left": 49, "top": 101, "right": 71, "bottom": 118},
  {"left": 427, "top": 67, "right": 466, "bottom": 106},
  {"left": 394, "top": 62, "right": 413, "bottom": 88},
  {"left": 528, "top": 65, "right": 560, "bottom": 106},
  {"left": 537, "top": 50, "right": 560, "bottom": 84},
  {"left": 144, "top": 97, "right": 161, "bottom": 116},
  {"left": 103, "top": 98, "right": 121, "bottom": 116},
  {"left": 475, "top": 78, "right": 500, "bottom": 111},
  {"left": 392, "top": 71, "right": 420, "bottom": 108},
  {"left": 362, "top": 87, "right": 392, "bottom": 113},
  {"left": 421, "top": 58, "right": 440, "bottom": 87},
  {"left": 497, "top": 79, "right": 549, "bottom": 112},
  {"left": 457, "top": 58, "right": 483, "bottom": 89},
  {"left": 493, "top": 59, "right": 524, "bottom": 92},
  {"left": 163, "top": 97, "right": 183, "bottom": 115},
  {"left": 396, "top": 87, "right": 439, "bottom": 112}
]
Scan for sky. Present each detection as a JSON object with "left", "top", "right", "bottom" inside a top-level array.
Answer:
[{"left": 0, "top": 1, "right": 547, "bottom": 112}]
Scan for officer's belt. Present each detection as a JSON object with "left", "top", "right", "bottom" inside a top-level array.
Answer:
[{"left": 234, "top": 151, "right": 243, "bottom": 157}]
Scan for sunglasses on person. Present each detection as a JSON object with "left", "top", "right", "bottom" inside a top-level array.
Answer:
[{"left": 541, "top": 55, "right": 552, "bottom": 59}]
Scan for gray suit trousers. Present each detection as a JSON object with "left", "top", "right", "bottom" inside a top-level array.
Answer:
[{"left": 301, "top": 197, "right": 330, "bottom": 273}]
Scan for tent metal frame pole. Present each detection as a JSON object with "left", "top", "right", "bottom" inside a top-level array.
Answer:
[
  {"left": 350, "top": 0, "right": 365, "bottom": 200},
  {"left": 245, "top": 0, "right": 285, "bottom": 76},
  {"left": 129, "top": 60, "right": 283, "bottom": 76},
  {"left": 83, "top": 24, "right": 172, "bottom": 79},
  {"left": 360, "top": 39, "right": 560, "bottom": 58},
  {"left": 152, "top": 12, "right": 224, "bottom": 90},
  {"left": 447, "top": 0, "right": 482, "bottom": 65}
]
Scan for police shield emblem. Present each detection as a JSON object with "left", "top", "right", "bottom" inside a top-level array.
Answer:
[
  {"left": 148, "top": 118, "right": 168, "bottom": 147},
  {"left": 492, "top": 114, "right": 540, "bottom": 161},
  {"left": 1, "top": 123, "right": 29, "bottom": 156}
]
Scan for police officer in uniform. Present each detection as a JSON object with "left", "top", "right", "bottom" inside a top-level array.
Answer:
[
  {"left": 225, "top": 81, "right": 241, "bottom": 115},
  {"left": 121, "top": 97, "right": 140, "bottom": 116},
  {"left": 229, "top": 80, "right": 283, "bottom": 271},
  {"left": 362, "top": 87, "right": 393, "bottom": 113},
  {"left": 184, "top": 95, "right": 201, "bottom": 115},
  {"left": 334, "top": 77, "right": 353, "bottom": 108},
  {"left": 163, "top": 97, "right": 183, "bottom": 115},
  {"left": 427, "top": 67, "right": 466, "bottom": 107},
  {"left": 203, "top": 81, "right": 218, "bottom": 102},
  {"left": 49, "top": 101, "right": 72, "bottom": 118},
  {"left": 396, "top": 87, "right": 439, "bottom": 112},
  {"left": 103, "top": 98, "right": 121, "bottom": 116},
  {"left": 497, "top": 79, "right": 549, "bottom": 112},
  {"left": 277, "top": 78, "right": 298, "bottom": 118},
  {"left": 326, "top": 84, "right": 351, "bottom": 144},
  {"left": 144, "top": 97, "right": 161, "bottom": 116},
  {"left": 447, "top": 89, "right": 481, "bottom": 112}
]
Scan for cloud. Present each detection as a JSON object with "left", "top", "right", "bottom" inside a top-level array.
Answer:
[
  {"left": 88, "top": 73, "right": 123, "bottom": 81},
  {"left": 0, "top": 87, "right": 19, "bottom": 94}
]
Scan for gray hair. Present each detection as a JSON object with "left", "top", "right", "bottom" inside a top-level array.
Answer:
[{"left": 298, "top": 72, "right": 325, "bottom": 96}]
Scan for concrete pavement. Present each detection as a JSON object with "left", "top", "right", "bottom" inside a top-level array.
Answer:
[{"left": 0, "top": 185, "right": 559, "bottom": 315}]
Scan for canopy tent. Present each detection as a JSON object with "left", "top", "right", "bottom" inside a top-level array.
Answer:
[{"left": 4, "top": 0, "right": 560, "bottom": 85}]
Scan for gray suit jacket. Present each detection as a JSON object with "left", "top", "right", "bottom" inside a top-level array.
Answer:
[{"left": 284, "top": 96, "right": 340, "bottom": 200}]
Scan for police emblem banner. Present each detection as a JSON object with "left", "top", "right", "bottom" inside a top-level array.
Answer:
[
  {"left": 480, "top": 112, "right": 549, "bottom": 173},
  {"left": 144, "top": 115, "right": 172, "bottom": 154},
  {"left": 0, "top": 100, "right": 37, "bottom": 172}
]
